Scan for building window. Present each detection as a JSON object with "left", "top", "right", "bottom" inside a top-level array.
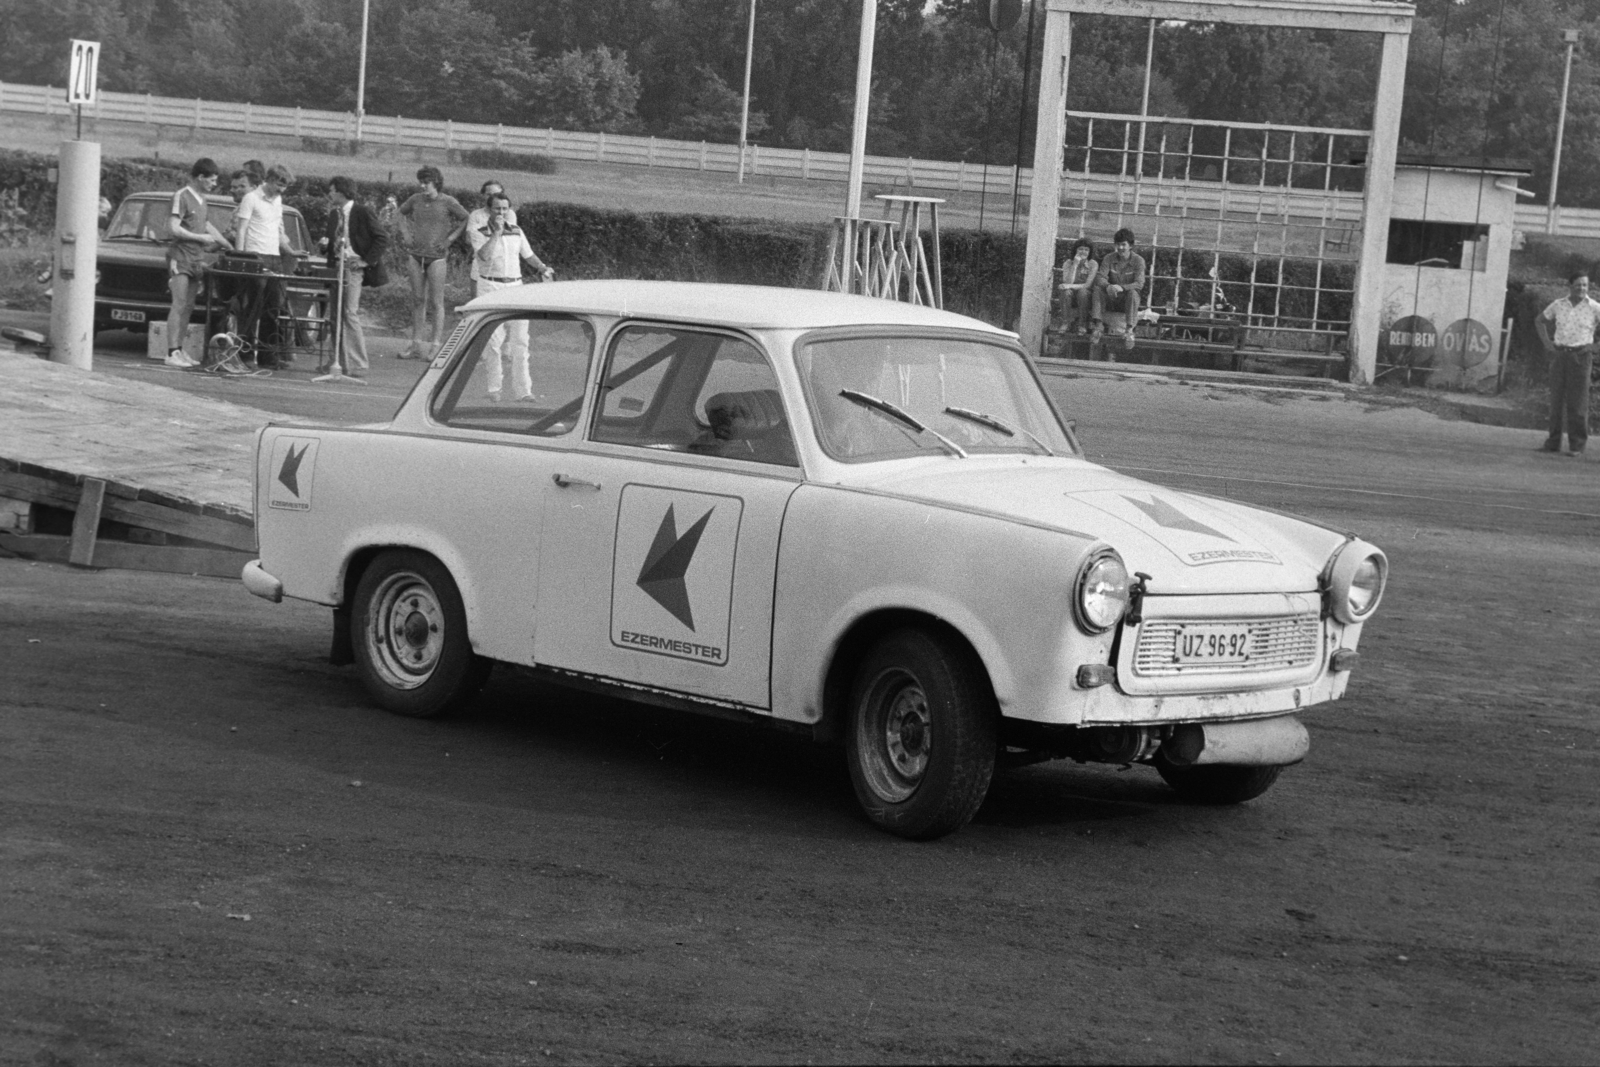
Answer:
[{"left": 1387, "top": 220, "right": 1490, "bottom": 271}]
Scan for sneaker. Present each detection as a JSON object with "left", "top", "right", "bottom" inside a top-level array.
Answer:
[
  {"left": 1539, "top": 441, "right": 1562, "bottom": 453},
  {"left": 1089, "top": 323, "right": 1105, "bottom": 344},
  {"left": 486, "top": 391, "right": 501, "bottom": 403},
  {"left": 1122, "top": 328, "right": 1136, "bottom": 351},
  {"left": 165, "top": 349, "right": 200, "bottom": 369},
  {"left": 1074, "top": 323, "right": 1088, "bottom": 336}
]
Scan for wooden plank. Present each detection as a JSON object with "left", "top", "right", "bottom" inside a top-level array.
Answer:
[
  {"left": 68, "top": 478, "right": 106, "bottom": 567},
  {"left": 0, "top": 532, "right": 252, "bottom": 580},
  {"left": 0, "top": 468, "right": 255, "bottom": 550}
]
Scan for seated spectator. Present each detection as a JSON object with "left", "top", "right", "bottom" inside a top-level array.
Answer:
[
  {"left": 1057, "top": 238, "right": 1098, "bottom": 336},
  {"left": 1092, "top": 227, "right": 1147, "bottom": 350}
]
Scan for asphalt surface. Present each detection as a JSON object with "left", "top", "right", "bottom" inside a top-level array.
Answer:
[{"left": 1, "top": 321, "right": 1597, "bottom": 1064}]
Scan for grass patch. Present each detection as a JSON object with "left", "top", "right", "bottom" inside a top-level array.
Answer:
[
  {"left": 0, "top": 246, "right": 52, "bottom": 312},
  {"left": 456, "top": 148, "right": 559, "bottom": 175}
]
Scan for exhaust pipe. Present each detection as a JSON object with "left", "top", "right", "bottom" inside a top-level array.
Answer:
[{"left": 1160, "top": 716, "right": 1309, "bottom": 768}]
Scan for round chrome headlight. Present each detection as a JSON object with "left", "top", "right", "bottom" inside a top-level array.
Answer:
[
  {"left": 1074, "top": 549, "right": 1131, "bottom": 634},
  {"left": 1326, "top": 541, "right": 1387, "bottom": 624}
]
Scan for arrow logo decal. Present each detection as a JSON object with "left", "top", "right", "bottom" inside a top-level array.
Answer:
[
  {"left": 636, "top": 504, "right": 714, "bottom": 630},
  {"left": 1122, "top": 494, "right": 1233, "bottom": 541},
  {"left": 278, "top": 443, "right": 308, "bottom": 497}
]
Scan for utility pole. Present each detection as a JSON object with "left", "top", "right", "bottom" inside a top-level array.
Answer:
[
  {"left": 1548, "top": 28, "right": 1578, "bottom": 235},
  {"left": 737, "top": 0, "right": 756, "bottom": 183},
  {"left": 842, "top": 0, "right": 878, "bottom": 291},
  {"left": 355, "top": 0, "right": 371, "bottom": 141}
]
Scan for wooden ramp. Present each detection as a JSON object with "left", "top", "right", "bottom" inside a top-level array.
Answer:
[{"left": 0, "top": 351, "right": 290, "bottom": 578}]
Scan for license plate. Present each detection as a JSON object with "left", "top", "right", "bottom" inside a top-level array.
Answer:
[
  {"left": 1174, "top": 624, "right": 1253, "bottom": 664},
  {"left": 110, "top": 308, "right": 146, "bottom": 323}
]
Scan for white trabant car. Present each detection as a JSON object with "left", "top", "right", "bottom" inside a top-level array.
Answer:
[{"left": 243, "top": 281, "right": 1386, "bottom": 839}]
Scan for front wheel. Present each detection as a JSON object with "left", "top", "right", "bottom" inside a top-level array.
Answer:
[
  {"left": 846, "top": 628, "right": 997, "bottom": 840},
  {"left": 351, "top": 550, "right": 489, "bottom": 718},
  {"left": 1153, "top": 756, "right": 1283, "bottom": 804}
]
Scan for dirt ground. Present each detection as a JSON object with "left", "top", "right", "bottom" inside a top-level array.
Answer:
[{"left": 2, "top": 375, "right": 1597, "bottom": 1065}]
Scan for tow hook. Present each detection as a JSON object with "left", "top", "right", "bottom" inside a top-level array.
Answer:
[{"left": 1126, "top": 572, "right": 1154, "bottom": 625}]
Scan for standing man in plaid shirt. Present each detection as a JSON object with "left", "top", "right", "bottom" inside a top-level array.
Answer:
[{"left": 1534, "top": 270, "right": 1600, "bottom": 456}]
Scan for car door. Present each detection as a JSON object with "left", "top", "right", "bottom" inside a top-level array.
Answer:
[
  {"left": 534, "top": 322, "right": 802, "bottom": 710},
  {"left": 415, "top": 311, "right": 595, "bottom": 665}
]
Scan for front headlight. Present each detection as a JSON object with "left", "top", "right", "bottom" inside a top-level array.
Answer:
[
  {"left": 1326, "top": 540, "right": 1388, "bottom": 623},
  {"left": 1074, "top": 549, "right": 1131, "bottom": 634}
]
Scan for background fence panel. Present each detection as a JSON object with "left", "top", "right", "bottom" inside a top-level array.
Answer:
[{"left": 6, "top": 81, "right": 1600, "bottom": 237}]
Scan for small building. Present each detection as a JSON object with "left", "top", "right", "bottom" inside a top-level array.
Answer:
[{"left": 1378, "top": 155, "right": 1532, "bottom": 389}]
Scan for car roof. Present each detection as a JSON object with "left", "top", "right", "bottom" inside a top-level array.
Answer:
[
  {"left": 121, "top": 190, "right": 302, "bottom": 214},
  {"left": 466, "top": 280, "right": 1016, "bottom": 335}
]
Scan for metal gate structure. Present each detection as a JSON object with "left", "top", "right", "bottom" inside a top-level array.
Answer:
[{"left": 1020, "top": 0, "right": 1416, "bottom": 384}]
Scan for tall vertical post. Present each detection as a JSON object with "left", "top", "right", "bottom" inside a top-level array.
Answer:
[
  {"left": 737, "top": 0, "right": 757, "bottom": 183},
  {"left": 1349, "top": 29, "right": 1410, "bottom": 385},
  {"left": 1018, "top": 8, "right": 1071, "bottom": 356},
  {"left": 355, "top": 0, "right": 371, "bottom": 141},
  {"left": 843, "top": 0, "right": 878, "bottom": 228},
  {"left": 1548, "top": 29, "right": 1579, "bottom": 235},
  {"left": 50, "top": 139, "right": 100, "bottom": 370}
]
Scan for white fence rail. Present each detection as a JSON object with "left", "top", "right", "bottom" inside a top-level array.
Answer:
[{"left": 5, "top": 80, "right": 1600, "bottom": 238}]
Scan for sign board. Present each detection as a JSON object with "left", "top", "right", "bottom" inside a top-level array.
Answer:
[{"left": 68, "top": 40, "right": 100, "bottom": 106}]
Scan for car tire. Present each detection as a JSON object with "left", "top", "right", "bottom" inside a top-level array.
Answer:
[
  {"left": 846, "top": 627, "right": 998, "bottom": 840},
  {"left": 351, "top": 550, "right": 490, "bottom": 719},
  {"left": 1153, "top": 756, "right": 1283, "bottom": 804}
]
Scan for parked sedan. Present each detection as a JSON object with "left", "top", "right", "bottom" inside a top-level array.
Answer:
[
  {"left": 242, "top": 281, "right": 1387, "bottom": 839},
  {"left": 94, "top": 191, "right": 318, "bottom": 335}
]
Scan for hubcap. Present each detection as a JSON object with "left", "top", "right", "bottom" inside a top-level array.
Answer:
[
  {"left": 366, "top": 571, "right": 445, "bottom": 690},
  {"left": 857, "top": 669, "right": 932, "bottom": 804}
]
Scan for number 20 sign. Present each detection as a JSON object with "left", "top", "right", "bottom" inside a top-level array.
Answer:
[{"left": 68, "top": 39, "right": 100, "bottom": 105}]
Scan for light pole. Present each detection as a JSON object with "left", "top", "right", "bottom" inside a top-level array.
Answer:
[
  {"left": 355, "top": 0, "right": 371, "bottom": 141},
  {"left": 1548, "top": 28, "right": 1579, "bottom": 235},
  {"left": 840, "top": 0, "right": 878, "bottom": 292},
  {"left": 737, "top": 0, "right": 756, "bottom": 183}
]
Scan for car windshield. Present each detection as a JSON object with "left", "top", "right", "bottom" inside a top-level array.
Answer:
[
  {"left": 797, "top": 334, "right": 1075, "bottom": 462},
  {"left": 104, "top": 197, "right": 312, "bottom": 254}
]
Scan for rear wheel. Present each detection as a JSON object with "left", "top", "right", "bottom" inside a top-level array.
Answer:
[
  {"left": 351, "top": 550, "right": 489, "bottom": 718},
  {"left": 1153, "top": 756, "right": 1283, "bottom": 804},
  {"left": 846, "top": 628, "right": 997, "bottom": 840}
]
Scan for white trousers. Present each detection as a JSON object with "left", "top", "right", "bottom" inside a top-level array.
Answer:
[{"left": 476, "top": 278, "right": 529, "bottom": 398}]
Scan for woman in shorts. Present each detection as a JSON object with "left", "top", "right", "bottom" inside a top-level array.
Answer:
[{"left": 398, "top": 166, "right": 469, "bottom": 359}]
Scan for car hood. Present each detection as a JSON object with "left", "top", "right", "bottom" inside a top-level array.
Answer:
[
  {"left": 852, "top": 458, "right": 1345, "bottom": 594},
  {"left": 98, "top": 240, "right": 168, "bottom": 267}
]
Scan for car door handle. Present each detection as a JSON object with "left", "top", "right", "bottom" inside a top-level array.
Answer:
[{"left": 552, "top": 473, "right": 602, "bottom": 491}]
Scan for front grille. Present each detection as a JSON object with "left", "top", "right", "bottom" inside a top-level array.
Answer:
[
  {"left": 1132, "top": 615, "right": 1321, "bottom": 677},
  {"left": 98, "top": 263, "right": 166, "bottom": 300}
]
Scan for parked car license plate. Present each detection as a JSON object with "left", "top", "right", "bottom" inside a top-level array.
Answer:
[
  {"left": 1175, "top": 623, "right": 1252, "bottom": 663},
  {"left": 110, "top": 309, "right": 146, "bottom": 323}
]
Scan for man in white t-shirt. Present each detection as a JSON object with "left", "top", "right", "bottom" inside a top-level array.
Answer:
[
  {"left": 230, "top": 164, "right": 298, "bottom": 366},
  {"left": 469, "top": 192, "right": 554, "bottom": 401},
  {"left": 1534, "top": 270, "right": 1600, "bottom": 456},
  {"left": 466, "top": 179, "right": 518, "bottom": 285}
]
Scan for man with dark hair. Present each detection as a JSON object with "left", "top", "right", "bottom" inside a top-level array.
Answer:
[
  {"left": 398, "top": 166, "right": 468, "bottom": 359},
  {"left": 1092, "top": 227, "right": 1147, "bottom": 351},
  {"left": 1534, "top": 270, "right": 1599, "bottom": 456},
  {"left": 469, "top": 191, "right": 554, "bottom": 401},
  {"left": 320, "top": 175, "right": 390, "bottom": 379},
  {"left": 466, "top": 178, "right": 518, "bottom": 288},
  {"left": 163, "top": 157, "right": 231, "bottom": 369}
]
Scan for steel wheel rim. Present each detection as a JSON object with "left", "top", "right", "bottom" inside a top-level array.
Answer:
[
  {"left": 858, "top": 668, "right": 931, "bottom": 803},
  {"left": 367, "top": 570, "right": 445, "bottom": 690}
]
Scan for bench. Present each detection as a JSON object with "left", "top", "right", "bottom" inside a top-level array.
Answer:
[{"left": 1047, "top": 314, "right": 1349, "bottom": 379}]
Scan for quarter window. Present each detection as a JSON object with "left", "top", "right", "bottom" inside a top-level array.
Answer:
[{"left": 430, "top": 314, "right": 594, "bottom": 436}]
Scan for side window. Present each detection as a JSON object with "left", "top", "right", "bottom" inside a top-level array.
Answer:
[
  {"left": 592, "top": 325, "right": 797, "bottom": 466},
  {"left": 431, "top": 314, "right": 594, "bottom": 436}
]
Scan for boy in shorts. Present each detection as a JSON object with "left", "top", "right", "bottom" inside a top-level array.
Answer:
[
  {"left": 164, "top": 158, "right": 232, "bottom": 369},
  {"left": 398, "top": 166, "right": 469, "bottom": 359}
]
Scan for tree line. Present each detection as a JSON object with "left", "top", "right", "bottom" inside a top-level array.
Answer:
[{"left": 3, "top": 0, "right": 1597, "bottom": 206}]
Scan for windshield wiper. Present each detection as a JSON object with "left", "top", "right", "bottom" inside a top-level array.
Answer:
[
  {"left": 839, "top": 389, "right": 967, "bottom": 458},
  {"left": 943, "top": 405, "right": 1054, "bottom": 456}
]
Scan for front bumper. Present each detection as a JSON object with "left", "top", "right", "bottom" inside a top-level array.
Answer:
[{"left": 241, "top": 559, "right": 283, "bottom": 603}]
